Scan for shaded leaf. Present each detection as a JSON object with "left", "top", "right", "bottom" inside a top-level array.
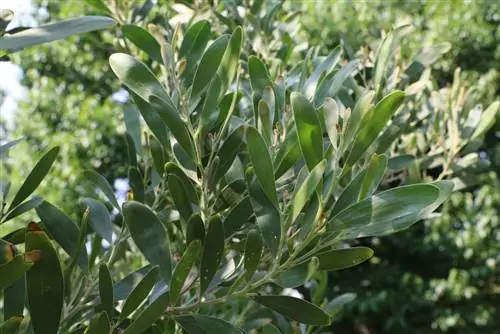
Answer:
[
  {"left": 170, "top": 240, "right": 202, "bottom": 304},
  {"left": 291, "top": 160, "right": 326, "bottom": 224},
  {"left": 2, "top": 196, "right": 43, "bottom": 223},
  {"left": 186, "top": 214, "right": 206, "bottom": 245},
  {"left": 86, "top": 311, "right": 111, "bottom": 334},
  {"left": 175, "top": 314, "right": 244, "bottom": 334},
  {"left": 316, "top": 247, "right": 373, "bottom": 271},
  {"left": 99, "top": 263, "right": 114, "bottom": 319},
  {"left": 325, "top": 293, "right": 356, "bottom": 317},
  {"left": 244, "top": 229, "right": 262, "bottom": 281},
  {"left": 274, "top": 127, "right": 301, "bottom": 179},
  {"left": 120, "top": 266, "right": 159, "bottom": 322},
  {"left": 200, "top": 216, "right": 225, "bottom": 295},
  {"left": 0, "top": 316, "right": 23, "bottom": 334},
  {"left": 358, "top": 154, "right": 387, "bottom": 200},
  {"left": 167, "top": 174, "right": 193, "bottom": 221},
  {"left": 81, "top": 197, "right": 113, "bottom": 244},
  {"left": 122, "top": 291, "right": 170, "bottom": 334},
  {"left": 83, "top": 170, "right": 120, "bottom": 210},
  {"left": 123, "top": 24, "right": 162, "bottom": 62},
  {"left": 0, "top": 255, "right": 33, "bottom": 289}
]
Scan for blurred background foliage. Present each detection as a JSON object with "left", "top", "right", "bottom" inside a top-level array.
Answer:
[{"left": 1, "top": 0, "right": 498, "bottom": 333}]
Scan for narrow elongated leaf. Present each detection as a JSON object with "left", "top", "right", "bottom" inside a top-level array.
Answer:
[
  {"left": 0, "top": 16, "right": 116, "bottom": 52},
  {"left": 150, "top": 135, "right": 166, "bottom": 176},
  {"left": 186, "top": 214, "right": 206, "bottom": 245},
  {"left": 217, "top": 26, "right": 243, "bottom": 92},
  {"left": 358, "top": 154, "right": 387, "bottom": 200},
  {"left": 122, "top": 201, "right": 172, "bottom": 282},
  {"left": 291, "top": 160, "right": 326, "bottom": 223},
  {"left": 244, "top": 229, "right": 262, "bottom": 281},
  {"left": 0, "top": 255, "right": 34, "bottom": 289},
  {"left": 199, "top": 76, "right": 222, "bottom": 133},
  {"left": 345, "top": 91, "right": 405, "bottom": 168},
  {"left": 314, "top": 60, "right": 358, "bottom": 107},
  {"left": 470, "top": 101, "right": 500, "bottom": 141},
  {"left": 176, "top": 314, "right": 244, "bottom": 334},
  {"left": 4, "top": 263, "right": 27, "bottom": 319},
  {"left": 200, "top": 216, "right": 225, "bottom": 295},
  {"left": 81, "top": 197, "right": 112, "bottom": 243},
  {"left": 274, "top": 257, "right": 318, "bottom": 288},
  {"left": 329, "top": 184, "right": 440, "bottom": 236},
  {"left": 329, "top": 170, "right": 366, "bottom": 216},
  {"left": 0, "top": 137, "right": 23, "bottom": 156},
  {"left": 113, "top": 265, "right": 154, "bottom": 301},
  {"left": 2, "top": 195, "right": 43, "bottom": 223},
  {"left": 325, "top": 293, "right": 356, "bottom": 317},
  {"left": 122, "top": 291, "right": 170, "bottom": 334},
  {"left": 274, "top": 127, "right": 301, "bottom": 179},
  {"left": 124, "top": 106, "right": 143, "bottom": 157},
  {"left": 0, "top": 316, "right": 23, "bottom": 334},
  {"left": 190, "top": 35, "right": 230, "bottom": 103},
  {"left": 132, "top": 93, "right": 170, "bottom": 146},
  {"left": 83, "top": 170, "right": 120, "bottom": 210},
  {"left": 99, "top": 263, "right": 114, "bottom": 319},
  {"left": 215, "top": 125, "right": 245, "bottom": 181},
  {"left": 247, "top": 127, "right": 278, "bottom": 208},
  {"left": 254, "top": 295, "right": 330, "bottom": 325},
  {"left": 36, "top": 201, "right": 88, "bottom": 272},
  {"left": 179, "top": 20, "right": 211, "bottom": 86},
  {"left": 304, "top": 46, "right": 342, "bottom": 99},
  {"left": 248, "top": 56, "right": 271, "bottom": 96},
  {"left": 291, "top": 92, "right": 323, "bottom": 171},
  {"left": 164, "top": 163, "right": 198, "bottom": 204},
  {"left": 223, "top": 196, "right": 253, "bottom": 237},
  {"left": 340, "top": 91, "right": 374, "bottom": 155},
  {"left": 167, "top": 174, "right": 193, "bottom": 221},
  {"left": 170, "top": 240, "right": 202, "bottom": 304},
  {"left": 120, "top": 266, "right": 159, "bottom": 322},
  {"left": 323, "top": 98, "right": 339, "bottom": 148},
  {"left": 316, "top": 247, "right": 373, "bottom": 271},
  {"left": 123, "top": 24, "right": 162, "bottom": 62},
  {"left": 8, "top": 146, "right": 59, "bottom": 212},
  {"left": 86, "top": 311, "right": 111, "bottom": 333},
  {"left": 25, "top": 222, "right": 64, "bottom": 334}
]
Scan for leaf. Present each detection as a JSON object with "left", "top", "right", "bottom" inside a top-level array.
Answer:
[
  {"left": 248, "top": 56, "right": 271, "bottom": 97},
  {"left": 274, "top": 257, "right": 318, "bottom": 288},
  {"left": 186, "top": 214, "right": 206, "bottom": 245},
  {"left": 190, "top": 34, "right": 230, "bottom": 104},
  {"left": 303, "top": 46, "right": 342, "bottom": 99},
  {"left": 358, "top": 154, "right": 387, "bottom": 200},
  {"left": 328, "top": 184, "right": 440, "bottom": 238},
  {"left": 0, "top": 9, "right": 14, "bottom": 36},
  {"left": 314, "top": 60, "right": 358, "bottom": 107},
  {"left": 217, "top": 26, "right": 243, "bottom": 93},
  {"left": 323, "top": 98, "right": 339, "bottom": 148},
  {"left": 316, "top": 247, "right": 373, "bottom": 271},
  {"left": 179, "top": 20, "right": 211, "bottom": 86},
  {"left": 387, "top": 154, "right": 415, "bottom": 170},
  {"left": 25, "top": 222, "right": 64, "bottom": 334},
  {"left": 164, "top": 162, "right": 198, "bottom": 205},
  {"left": 198, "top": 75, "right": 222, "bottom": 134},
  {"left": 325, "top": 293, "right": 356, "bottom": 317},
  {"left": 244, "top": 229, "right": 263, "bottom": 281},
  {"left": 124, "top": 105, "right": 143, "bottom": 157},
  {"left": 329, "top": 170, "right": 366, "bottom": 216},
  {"left": 8, "top": 146, "right": 59, "bottom": 212},
  {"left": 345, "top": 91, "right": 405, "bottom": 168},
  {"left": 215, "top": 125, "right": 245, "bottom": 181},
  {"left": 86, "top": 311, "right": 111, "bottom": 333},
  {"left": 0, "top": 316, "right": 23, "bottom": 334},
  {"left": 223, "top": 196, "right": 253, "bottom": 237},
  {"left": 2, "top": 195, "right": 43, "bottom": 223},
  {"left": 0, "top": 16, "right": 116, "bottom": 52},
  {"left": 167, "top": 174, "right": 193, "bottom": 221},
  {"left": 291, "top": 92, "right": 323, "bottom": 171},
  {"left": 340, "top": 91, "right": 374, "bottom": 156},
  {"left": 262, "top": 323, "right": 282, "bottom": 334},
  {"left": 98, "top": 263, "right": 114, "bottom": 319},
  {"left": 247, "top": 127, "right": 278, "bottom": 208},
  {"left": 122, "top": 201, "right": 172, "bottom": 282},
  {"left": 4, "top": 263, "right": 27, "bottom": 319},
  {"left": 83, "top": 170, "right": 120, "bottom": 210},
  {"left": 0, "top": 255, "right": 33, "bottom": 289},
  {"left": 150, "top": 135, "right": 166, "bottom": 176},
  {"left": 274, "top": 127, "right": 301, "bottom": 179},
  {"left": 470, "top": 101, "right": 499, "bottom": 142},
  {"left": 132, "top": 93, "right": 170, "bottom": 146},
  {"left": 120, "top": 266, "right": 159, "bottom": 322},
  {"left": 113, "top": 265, "right": 154, "bottom": 301},
  {"left": 80, "top": 197, "right": 113, "bottom": 244},
  {"left": 170, "top": 240, "right": 202, "bottom": 304},
  {"left": 200, "top": 216, "right": 225, "bottom": 295},
  {"left": 123, "top": 24, "right": 162, "bottom": 62},
  {"left": 0, "top": 137, "right": 23, "bottom": 156},
  {"left": 253, "top": 295, "right": 330, "bottom": 325},
  {"left": 122, "top": 291, "right": 170, "bottom": 334},
  {"left": 291, "top": 160, "right": 326, "bottom": 224},
  {"left": 35, "top": 200, "right": 89, "bottom": 272},
  {"left": 175, "top": 314, "right": 244, "bottom": 334}
]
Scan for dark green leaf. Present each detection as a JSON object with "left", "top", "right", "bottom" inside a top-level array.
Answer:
[
  {"left": 122, "top": 201, "right": 172, "bottom": 282},
  {"left": 223, "top": 196, "right": 253, "bottom": 237},
  {"left": 179, "top": 20, "right": 211, "bottom": 86},
  {"left": 358, "top": 154, "right": 387, "bottom": 200},
  {"left": 325, "top": 293, "right": 356, "bottom": 317},
  {"left": 81, "top": 197, "right": 113, "bottom": 244},
  {"left": 36, "top": 200, "right": 88, "bottom": 272},
  {"left": 132, "top": 93, "right": 170, "bottom": 146},
  {"left": 248, "top": 56, "right": 271, "bottom": 97},
  {"left": 253, "top": 295, "right": 330, "bottom": 325},
  {"left": 0, "top": 137, "right": 23, "bottom": 156},
  {"left": 2, "top": 195, "right": 43, "bottom": 223},
  {"left": 25, "top": 222, "right": 64, "bottom": 334},
  {"left": 217, "top": 26, "right": 243, "bottom": 93},
  {"left": 113, "top": 265, "right": 154, "bottom": 301},
  {"left": 170, "top": 240, "right": 202, "bottom": 304},
  {"left": 120, "top": 266, "right": 159, "bottom": 322},
  {"left": 303, "top": 46, "right": 342, "bottom": 99},
  {"left": 291, "top": 160, "right": 326, "bottom": 223},
  {"left": 0, "top": 316, "right": 23, "bottom": 334},
  {"left": 4, "top": 265, "right": 26, "bottom": 319},
  {"left": 274, "top": 257, "right": 318, "bottom": 288},
  {"left": 122, "top": 291, "right": 170, "bottom": 334},
  {"left": 329, "top": 170, "right": 366, "bottom": 217},
  {"left": 8, "top": 146, "right": 59, "bottom": 212},
  {"left": 244, "top": 229, "right": 262, "bottom": 281},
  {"left": 83, "top": 170, "right": 120, "bottom": 210},
  {"left": 164, "top": 162, "right": 198, "bottom": 204},
  {"left": 291, "top": 92, "right": 323, "bottom": 171},
  {"left": 123, "top": 24, "right": 162, "bottom": 62},
  {"left": 186, "top": 214, "right": 206, "bottom": 245},
  {"left": 314, "top": 60, "right": 358, "bottom": 107},
  {"left": 150, "top": 135, "right": 166, "bottom": 176},
  {"left": 0, "top": 16, "right": 116, "bottom": 52},
  {"left": 175, "top": 314, "right": 244, "bottom": 334},
  {"left": 0, "top": 255, "right": 33, "bottom": 289},
  {"left": 262, "top": 323, "right": 281, "bottom": 334},
  {"left": 86, "top": 311, "right": 111, "bottom": 334},
  {"left": 200, "top": 216, "right": 225, "bottom": 295},
  {"left": 128, "top": 166, "right": 145, "bottom": 203},
  {"left": 199, "top": 76, "right": 222, "bottom": 134},
  {"left": 215, "top": 126, "right": 245, "bottom": 181},
  {"left": 316, "top": 247, "right": 373, "bottom": 271},
  {"left": 99, "top": 263, "right": 114, "bottom": 319},
  {"left": 167, "top": 174, "right": 193, "bottom": 222},
  {"left": 274, "top": 128, "right": 301, "bottom": 179},
  {"left": 124, "top": 105, "right": 143, "bottom": 157}
]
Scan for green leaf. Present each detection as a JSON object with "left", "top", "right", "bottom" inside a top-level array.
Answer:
[
  {"left": 303, "top": 46, "right": 342, "bottom": 99},
  {"left": 99, "top": 263, "right": 114, "bottom": 319},
  {"left": 291, "top": 92, "right": 324, "bottom": 171},
  {"left": 132, "top": 93, "right": 170, "bottom": 146},
  {"left": 164, "top": 162, "right": 198, "bottom": 205},
  {"left": 179, "top": 20, "right": 211, "bottom": 86},
  {"left": 86, "top": 311, "right": 111, "bottom": 334},
  {"left": 262, "top": 323, "right": 281, "bottom": 334},
  {"left": 83, "top": 170, "right": 120, "bottom": 210},
  {"left": 274, "top": 127, "right": 301, "bottom": 179},
  {"left": 0, "top": 255, "right": 33, "bottom": 289},
  {"left": 150, "top": 135, "right": 166, "bottom": 176},
  {"left": 291, "top": 160, "right": 326, "bottom": 224},
  {"left": 340, "top": 91, "right": 374, "bottom": 156},
  {"left": 329, "top": 170, "right": 366, "bottom": 217},
  {"left": 83, "top": 0, "right": 109, "bottom": 13},
  {"left": 314, "top": 60, "right": 358, "bottom": 107},
  {"left": 190, "top": 35, "right": 230, "bottom": 104},
  {"left": 217, "top": 26, "right": 243, "bottom": 93},
  {"left": 25, "top": 222, "right": 64, "bottom": 334},
  {"left": 35, "top": 200, "right": 89, "bottom": 272},
  {"left": 113, "top": 265, "right": 154, "bottom": 301},
  {"left": 253, "top": 295, "right": 330, "bottom": 325},
  {"left": 323, "top": 98, "right": 339, "bottom": 148},
  {"left": 2, "top": 195, "right": 43, "bottom": 223},
  {"left": 167, "top": 174, "right": 193, "bottom": 222},
  {"left": 316, "top": 247, "right": 373, "bottom": 271},
  {"left": 248, "top": 56, "right": 271, "bottom": 97},
  {"left": 345, "top": 91, "right": 405, "bottom": 169},
  {"left": 81, "top": 197, "right": 113, "bottom": 244},
  {"left": 328, "top": 184, "right": 440, "bottom": 238},
  {"left": 7, "top": 146, "right": 59, "bottom": 212},
  {"left": 0, "top": 137, "right": 23, "bottom": 156},
  {"left": 4, "top": 263, "right": 27, "bottom": 319},
  {"left": 170, "top": 240, "right": 202, "bottom": 304},
  {"left": 186, "top": 214, "right": 206, "bottom": 245},
  {"left": 125, "top": 132, "right": 138, "bottom": 167},
  {"left": 244, "top": 229, "right": 263, "bottom": 281},
  {"left": 109, "top": 53, "right": 170, "bottom": 104},
  {"left": 175, "top": 314, "right": 244, "bottom": 334},
  {"left": 373, "top": 28, "right": 403, "bottom": 100},
  {"left": 120, "top": 266, "right": 159, "bottom": 322},
  {"left": 124, "top": 105, "right": 143, "bottom": 157},
  {"left": 0, "top": 16, "right": 116, "bottom": 52},
  {"left": 0, "top": 316, "right": 23, "bottom": 334},
  {"left": 358, "top": 154, "right": 387, "bottom": 200},
  {"left": 128, "top": 166, "right": 145, "bottom": 203},
  {"left": 122, "top": 201, "right": 172, "bottom": 282},
  {"left": 200, "top": 216, "right": 225, "bottom": 295},
  {"left": 215, "top": 125, "right": 245, "bottom": 181},
  {"left": 223, "top": 196, "right": 253, "bottom": 237},
  {"left": 325, "top": 293, "right": 356, "bottom": 317},
  {"left": 199, "top": 76, "right": 222, "bottom": 134},
  {"left": 123, "top": 24, "right": 162, "bottom": 62},
  {"left": 0, "top": 9, "right": 14, "bottom": 36},
  {"left": 122, "top": 291, "right": 170, "bottom": 334},
  {"left": 247, "top": 127, "right": 278, "bottom": 208},
  {"left": 387, "top": 154, "right": 415, "bottom": 170},
  {"left": 274, "top": 257, "right": 318, "bottom": 288},
  {"left": 470, "top": 101, "right": 499, "bottom": 141}
]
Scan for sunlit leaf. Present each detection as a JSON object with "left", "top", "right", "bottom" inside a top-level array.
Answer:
[{"left": 254, "top": 295, "right": 330, "bottom": 325}]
